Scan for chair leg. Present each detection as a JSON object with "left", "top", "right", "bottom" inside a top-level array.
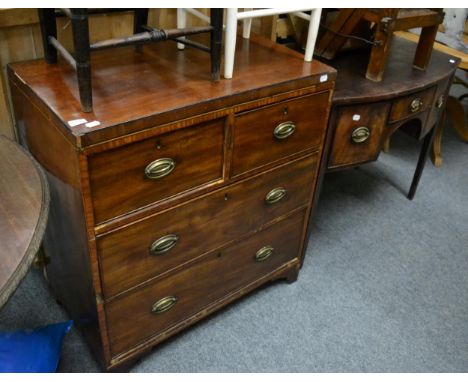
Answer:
[
  {"left": 133, "top": 8, "right": 148, "bottom": 34},
  {"left": 242, "top": 8, "right": 252, "bottom": 39},
  {"left": 224, "top": 8, "right": 238, "bottom": 79},
  {"left": 413, "top": 24, "right": 438, "bottom": 70},
  {"left": 177, "top": 8, "right": 187, "bottom": 50},
  {"left": 38, "top": 8, "right": 57, "bottom": 64},
  {"left": 366, "top": 20, "right": 394, "bottom": 82},
  {"left": 133, "top": 9, "right": 149, "bottom": 52},
  {"left": 210, "top": 8, "right": 223, "bottom": 82},
  {"left": 304, "top": 8, "right": 321, "bottom": 62},
  {"left": 70, "top": 9, "right": 92, "bottom": 113}
]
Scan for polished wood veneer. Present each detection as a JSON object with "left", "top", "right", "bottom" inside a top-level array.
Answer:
[
  {"left": 89, "top": 118, "right": 225, "bottom": 223},
  {"left": 9, "top": 34, "right": 335, "bottom": 370},
  {"left": 106, "top": 210, "right": 305, "bottom": 357},
  {"left": 232, "top": 92, "right": 329, "bottom": 177},
  {"left": 98, "top": 154, "right": 318, "bottom": 298}
]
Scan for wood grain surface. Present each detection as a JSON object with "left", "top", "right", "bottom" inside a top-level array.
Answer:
[
  {"left": 8, "top": 33, "right": 336, "bottom": 147},
  {"left": 324, "top": 37, "right": 460, "bottom": 105}
]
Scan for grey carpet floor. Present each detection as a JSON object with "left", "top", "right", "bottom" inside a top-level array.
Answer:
[{"left": 1, "top": 121, "right": 467, "bottom": 372}]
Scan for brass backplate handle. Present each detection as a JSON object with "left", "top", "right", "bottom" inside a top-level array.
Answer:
[
  {"left": 265, "top": 187, "right": 287, "bottom": 205},
  {"left": 273, "top": 121, "right": 296, "bottom": 140},
  {"left": 351, "top": 126, "right": 370, "bottom": 144},
  {"left": 410, "top": 98, "right": 423, "bottom": 113},
  {"left": 149, "top": 234, "right": 179, "bottom": 255},
  {"left": 436, "top": 95, "right": 445, "bottom": 109},
  {"left": 151, "top": 296, "right": 177, "bottom": 315},
  {"left": 144, "top": 158, "right": 176, "bottom": 179},
  {"left": 255, "top": 246, "right": 274, "bottom": 262}
]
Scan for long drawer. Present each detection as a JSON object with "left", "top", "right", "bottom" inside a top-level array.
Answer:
[
  {"left": 97, "top": 153, "right": 318, "bottom": 298},
  {"left": 388, "top": 86, "right": 435, "bottom": 123},
  {"left": 105, "top": 210, "right": 306, "bottom": 357},
  {"left": 88, "top": 119, "right": 225, "bottom": 224},
  {"left": 231, "top": 92, "right": 330, "bottom": 177}
]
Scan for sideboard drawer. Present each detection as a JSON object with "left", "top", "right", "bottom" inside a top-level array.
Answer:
[
  {"left": 329, "top": 102, "right": 389, "bottom": 168},
  {"left": 88, "top": 119, "right": 225, "bottom": 223},
  {"left": 231, "top": 91, "right": 330, "bottom": 177},
  {"left": 97, "top": 153, "right": 318, "bottom": 298},
  {"left": 388, "top": 87, "right": 436, "bottom": 123},
  {"left": 105, "top": 210, "right": 305, "bottom": 357}
]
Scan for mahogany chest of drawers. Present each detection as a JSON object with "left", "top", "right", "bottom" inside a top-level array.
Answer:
[{"left": 8, "top": 36, "right": 335, "bottom": 370}]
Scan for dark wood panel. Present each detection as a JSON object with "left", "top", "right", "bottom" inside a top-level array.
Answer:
[
  {"left": 97, "top": 154, "right": 318, "bottom": 298},
  {"left": 105, "top": 210, "right": 305, "bottom": 357},
  {"left": 88, "top": 118, "right": 225, "bottom": 223},
  {"left": 329, "top": 102, "right": 389, "bottom": 168},
  {"left": 231, "top": 91, "right": 330, "bottom": 177},
  {"left": 388, "top": 86, "right": 436, "bottom": 123}
]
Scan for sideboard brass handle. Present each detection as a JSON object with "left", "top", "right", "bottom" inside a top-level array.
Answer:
[
  {"left": 151, "top": 296, "right": 177, "bottom": 315},
  {"left": 149, "top": 234, "right": 179, "bottom": 255},
  {"left": 273, "top": 121, "right": 296, "bottom": 140},
  {"left": 265, "top": 187, "right": 287, "bottom": 205},
  {"left": 436, "top": 95, "right": 445, "bottom": 109},
  {"left": 255, "top": 246, "right": 274, "bottom": 262},
  {"left": 144, "top": 158, "right": 176, "bottom": 179},
  {"left": 410, "top": 98, "right": 423, "bottom": 113},
  {"left": 351, "top": 126, "right": 370, "bottom": 144}
]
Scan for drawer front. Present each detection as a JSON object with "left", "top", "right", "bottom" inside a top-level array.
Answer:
[
  {"left": 388, "top": 87, "right": 436, "bottom": 123},
  {"left": 89, "top": 119, "right": 225, "bottom": 223},
  {"left": 329, "top": 103, "right": 389, "bottom": 168},
  {"left": 105, "top": 211, "right": 305, "bottom": 357},
  {"left": 231, "top": 91, "right": 330, "bottom": 177},
  {"left": 97, "top": 153, "right": 318, "bottom": 298},
  {"left": 426, "top": 77, "right": 450, "bottom": 133}
]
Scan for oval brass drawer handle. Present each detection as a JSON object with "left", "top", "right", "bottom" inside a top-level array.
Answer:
[
  {"left": 255, "top": 246, "right": 274, "bottom": 262},
  {"left": 410, "top": 98, "right": 423, "bottom": 113},
  {"left": 265, "top": 187, "right": 287, "bottom": 205},
  {"left": 151, "top": 296, "right": 177, "bottom": 315},
  {"left": 351, "top": 126, "right": 370, "bottom": 144},
  {"left": 144, "top": 158, "right": 176, "bottom": 180},
  {"left": 273, "top": 121, "right": 296, "bottom": 140},
  {"left": 149, "top": 234, "right": 179, "bottom": 255}
]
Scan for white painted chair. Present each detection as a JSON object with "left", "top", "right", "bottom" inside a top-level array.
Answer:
[{"left": 177, "top": 8, "right": 322, "bottom": 79}]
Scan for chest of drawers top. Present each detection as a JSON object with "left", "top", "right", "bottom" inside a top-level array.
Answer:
[{"left": 9, "top": 34, "right": 336, "bottom": 148}]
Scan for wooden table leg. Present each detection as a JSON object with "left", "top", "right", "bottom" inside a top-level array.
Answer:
[
  {"left": 408, "top": 124, "right": 437, "bottom": 200},
  {"left": 430, "top": 107, "right": 446, "bottom": 167},
  {"left": 431, "top": 95, "right": 467, "bottom": 167},
  {"left": 447, "top": 95, "right": 468, "bottom": 142},
  {"left": 383, "top": 137, "right": 391, "bottom": 153}
]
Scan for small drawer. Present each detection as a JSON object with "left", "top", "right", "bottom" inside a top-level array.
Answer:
[
  {"left": 231, "top": 91, "right": 330, "bottom": 177},
  {"left": 388, "top": 87, "right": 436, "bottom": 123},
  {"left": 97, "top": 153, "right": 318, "bottom": 298},
  {"left": 105, "top": 211, "right": 305, "bottom": 357},
  {"left": 88, "top": 119, "right": 224, "bottom": 223},
  {"left": 329, "top": 103, "right": 390, "bottom": 168}
]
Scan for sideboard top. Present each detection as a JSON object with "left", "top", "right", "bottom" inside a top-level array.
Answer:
[
  {"left": 8, "top": 34, "right": 335, "bottom": 148},
  {"left": 326, "top": 37, "right": 460, "bottom": 105}
]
